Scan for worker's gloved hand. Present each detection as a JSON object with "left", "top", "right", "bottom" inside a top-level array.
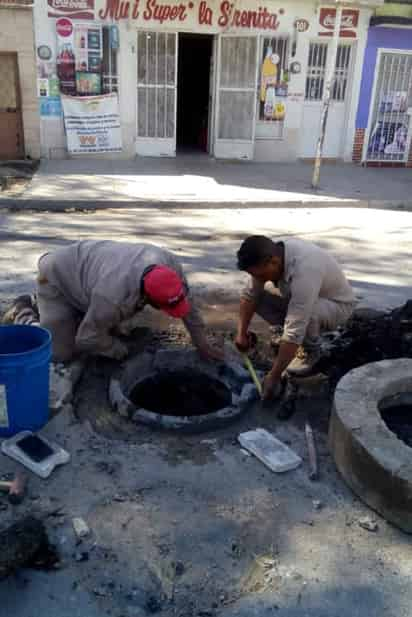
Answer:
[
  {"left": 235, "top": 331, "right": 257, "bottom": 353},
  {"left": 197, "top": 343, "right": 225, "bottom": 363},
  {"left": 100, "top": 339, "right": 129, "bottom": 361}
]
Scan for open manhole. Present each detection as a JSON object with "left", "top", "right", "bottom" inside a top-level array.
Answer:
[
  {"left": 110, "top": 349, "right": 259, "bottom": 432},
  {"left": 379, "top": 392, "right": 412, "bottom": 448},
  {"left": 129, "top": 369, "right": 232, "bottom": 417}
]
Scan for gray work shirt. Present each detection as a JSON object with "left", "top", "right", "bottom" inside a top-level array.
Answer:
[
  {"left": 39, "top": 240, "right": 204, "bottom": 354},
  {"left": 241, "top": 238, "right": 355, "bottom": 344}
]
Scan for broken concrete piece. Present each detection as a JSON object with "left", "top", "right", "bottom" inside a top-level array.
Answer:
[
  {"left": 49, "top": 360, "right": 84, "bottom": 412},
  {"left": 238, "top": 429, "right": 302, "bottom": 473},
  {"left": 72, "top": 517, "right": 90, "bottom": 540},
  {"left": 358, "top": 516, "right": 378, "bottom": 532}
]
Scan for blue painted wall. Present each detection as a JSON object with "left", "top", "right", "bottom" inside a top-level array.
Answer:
[{"left": 356, "top": 27, "right": 412, "bottom": 129}]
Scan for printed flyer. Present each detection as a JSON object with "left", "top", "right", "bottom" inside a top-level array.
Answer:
[{"left": 62, "top": 93, "right": 122, "bottom": 153}]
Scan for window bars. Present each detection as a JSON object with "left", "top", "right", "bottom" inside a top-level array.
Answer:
[
  {"left": 305, "top": 42, "right": 351, "bottom": 102},
  {"left": 366, "top": 52, "right": 412, "bottom": 163}
]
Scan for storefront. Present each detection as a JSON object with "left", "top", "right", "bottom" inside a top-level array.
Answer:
[
  {"left": 354, "top": 19, "right": 412, "bottom": 166},
  {"left": 34, "top": 0, "right": 377, "bottom": 161},
  {"left": 354, "top": 1, "right": 412, "bottom": 167}
]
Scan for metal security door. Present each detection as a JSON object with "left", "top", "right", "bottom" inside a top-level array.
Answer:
[
  {"left": 0, "top": 53, "right": 24, "bottom": 159},
  {"left": 214, "top": 35, "right": 258, "bottom": 160},
  {"left": 300, "top": 42, "right": 353, "bottom": 158},
  {"left": 365, "top": 51, "right": 412, "bottom": 163},
  {"left": 136, "top": 32, "right": 177, "bottom": 157}
]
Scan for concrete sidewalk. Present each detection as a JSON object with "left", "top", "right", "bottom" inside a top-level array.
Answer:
[{"left": 1, "top": 156, "right": 411, "bottom": 210}]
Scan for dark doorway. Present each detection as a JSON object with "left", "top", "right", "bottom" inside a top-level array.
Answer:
[{"left": 177, "top": 34, "right": 213, "bottom": 153}]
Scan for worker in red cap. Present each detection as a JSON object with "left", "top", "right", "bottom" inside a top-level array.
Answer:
[{"left": 4, "top": 240, "right": 222, "bottom": 363}]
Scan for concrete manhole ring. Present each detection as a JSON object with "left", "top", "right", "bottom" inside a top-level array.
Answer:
[
  {"left": 109, "top": 349, "right": 259, "bottom": 433},
  {"left": 329, "top": 358, "right": 412, "bottom": 533}
]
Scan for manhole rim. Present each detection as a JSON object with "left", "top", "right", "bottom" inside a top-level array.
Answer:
[
  {"left": 330, "top": 358, "right": 412, "bottom": 533},
  {"left": 109, "top": 348, "right": 256, "bottom": 433}
]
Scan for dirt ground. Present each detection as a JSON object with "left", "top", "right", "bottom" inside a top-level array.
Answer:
[{"left": 1, "top": 298, "right": 412, "bottom": 617}]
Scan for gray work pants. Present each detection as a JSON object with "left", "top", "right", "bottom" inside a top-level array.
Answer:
[
  {"left": 37, "top": 275, "right": 81, "bottom": 363},
  {"left": 255, "top": 287, "right": 354, "bottom": 348}
]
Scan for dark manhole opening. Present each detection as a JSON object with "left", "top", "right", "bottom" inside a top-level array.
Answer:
[
  {"left": 129, "top": 369, "right": 232, "bottom": 417},
  {"left": 379, "top": 393, "right": 412, "bottom": 447}
]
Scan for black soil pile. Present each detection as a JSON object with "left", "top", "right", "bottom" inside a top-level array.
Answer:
[
  {"left": 130, "top": 369, "right": 232, "bottom": 416},
  {"left": 317, "top": 300, "right": 412, "bottom": 385}
]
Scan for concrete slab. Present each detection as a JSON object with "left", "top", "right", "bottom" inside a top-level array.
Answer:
[{"left": 1, "top": 157, "right": 412, "bottom": 210}]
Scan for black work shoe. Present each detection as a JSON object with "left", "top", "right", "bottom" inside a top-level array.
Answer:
[{"left": 277, "top": 400, "right": 296, "bottom": 420}]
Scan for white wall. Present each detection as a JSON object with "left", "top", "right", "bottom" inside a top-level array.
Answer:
[{"left": 33, "top": 0, "right": 373, "bottom": 161}]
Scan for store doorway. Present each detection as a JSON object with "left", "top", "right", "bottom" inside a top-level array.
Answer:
[
  {"left": 177, "top": 33, "right": 213, "bottom": 153},
  {"left": 0, "top": 53, "right": 24, "bottom": 159}
]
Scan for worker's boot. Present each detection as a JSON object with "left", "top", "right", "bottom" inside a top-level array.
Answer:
[
  {"left": 2, "top": 294, "right": 39, "bottom": 325},
  {"left": 286, "top": 345, "right": 321, "bottom": 378}
]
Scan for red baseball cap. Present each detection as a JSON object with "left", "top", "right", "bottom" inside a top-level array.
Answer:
[{"left": 143, "top": 265, "right": 191, "bottom": 318}]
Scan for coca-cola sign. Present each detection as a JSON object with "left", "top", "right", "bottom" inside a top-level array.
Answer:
[
  {"left": 48, "top": 0, "right": 94, "bottom": 20},
  {"left": 319, "top": 7, "right": 359, "bottom": 38},
  {"left": 56, "top": 17, "right": 73, "bottom": 37}
]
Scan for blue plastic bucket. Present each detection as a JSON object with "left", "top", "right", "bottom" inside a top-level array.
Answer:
[{"left": 0, "top": 325, "right": 51, "bottom": 437}]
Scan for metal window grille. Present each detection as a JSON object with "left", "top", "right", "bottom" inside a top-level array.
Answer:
[
  {"left": 305, "top": 42, "right": 351, "bottom": 102},
  {"left": 136, "top": 32, "right": 176, "bottom": 140},
  {"left": 258, "top": 36, "right": 289, "bottom": 130},
  {"left": 366, "top": 52, "right": 412, "bottom": 163},
  {"left": 102, "top": 27, "right": 118, "bottom": 94}
]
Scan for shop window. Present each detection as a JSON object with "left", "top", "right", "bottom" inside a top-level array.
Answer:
[
  {"left": 102, "top": 26, "right": 119, "bottom": 94},
  {"left": 258, "top": 37, "right": 289, "bottom": 126},
  {"left": 305, "top": 43, "right": 351, "bottom": 102},
  {"left": 366, "top": 52, "right": 412, "bottom": 162}
]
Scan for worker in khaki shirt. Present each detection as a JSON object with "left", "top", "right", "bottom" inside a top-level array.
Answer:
[
  {"left": 235, "top": 235, "right": 355, "bottom": 400},
  {"left": 5, "top": 240, "right": 222, "bottom": 364}
]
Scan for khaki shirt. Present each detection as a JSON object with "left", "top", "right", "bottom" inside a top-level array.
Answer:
[
  {"left": 241, "top": 238, "right": 355, "bottom": 344},
  {"left": 39, "top": 240, "right": 205, "bottom": 354}
]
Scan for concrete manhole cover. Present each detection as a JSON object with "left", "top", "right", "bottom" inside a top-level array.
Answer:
[
  {"left": 329, "top": 358, "right": 412, "bottom": 533},
  {"left": 109, "top": 349, "right": 258, "bottom": 432}
]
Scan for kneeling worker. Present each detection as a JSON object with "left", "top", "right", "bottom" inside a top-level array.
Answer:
[
  {"left": 235, "top": 235, "right": 355, "bottom": 400},
  {"left": 5, "top": 240, "right": 222, "bottom": 363}
]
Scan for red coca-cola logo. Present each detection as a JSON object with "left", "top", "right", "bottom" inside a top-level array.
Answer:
[
  {"left": 56, "top": 17, "right": 73, "bottom": 37},
  {"left": 319, "top": 8, "right": 358, "bottom": 37}
]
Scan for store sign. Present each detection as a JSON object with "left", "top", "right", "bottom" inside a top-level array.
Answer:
[
  {"left": 62, "top": 93, "right": 122, "bottom": 154},
  {"left": 294, "top": 18, "right": 308, "bottom": 32},
  {"left": 56, "top": 17, "right": 73, "bottom": 37},
  {"left": 48, "top": 0, "right": 94, "bottom": 20},
  {"left": 98, "top": 0, "right": 284, "bottom": 31},
  {"left": 319, "top": 8, "right": 359, "bottom": 38}
]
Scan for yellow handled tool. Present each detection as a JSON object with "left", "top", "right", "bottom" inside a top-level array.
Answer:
[{"left": 242, "top": 353, "right": 262, "bottom": 397}]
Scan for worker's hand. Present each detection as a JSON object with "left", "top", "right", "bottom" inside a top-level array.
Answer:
[
  {"left": 234, "top": 332, "right": 251, "bottom": 353},
  {"left": 100, "top": 340, "right": 129, "bottom": 361},
  {"left": 262, "top": 370, "right": 282, "bottom": 401},
  {"left": 197, "top": 343, "right": 225, "bottom": 363}
]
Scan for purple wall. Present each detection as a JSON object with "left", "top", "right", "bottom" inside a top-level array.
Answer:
[{"left": 356, "top": 27, "right": 412, "bottom": 129}]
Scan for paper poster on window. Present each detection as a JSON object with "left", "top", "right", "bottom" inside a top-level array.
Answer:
[
  {"left": 38, "top": 79, "right": 49, "bottom": 97},
  {"left": 56, "top": 18, "right": 76, "bottom": 95},
  {"left": 62, "top": 93, "right": 122, "bottom": 153},
  {"left": 260, "top": 41, "right": 289, "bottom": 122},
  {"left": 40, "top": 96, "right": 63, "bottom": 116}
]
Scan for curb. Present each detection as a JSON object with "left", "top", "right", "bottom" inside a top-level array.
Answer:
[{"left": 1, "top": 198, "right": 412, "bottom": 212}]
